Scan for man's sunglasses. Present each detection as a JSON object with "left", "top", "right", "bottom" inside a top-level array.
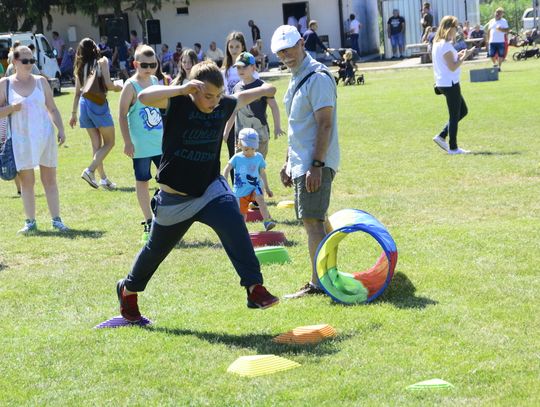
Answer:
[
  {"left": 20, "top": 58, "right": 37, "bottom": 65},
  {"left": 139, "top": 62, "right": 157, "bottom": 69}
]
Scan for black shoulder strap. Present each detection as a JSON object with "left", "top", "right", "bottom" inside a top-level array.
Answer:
[{"left": 292, "top": 69, "right": 334, "bottom": 100}]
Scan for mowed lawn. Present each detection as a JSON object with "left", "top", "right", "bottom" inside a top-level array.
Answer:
[{"left": 1, "top": 57, "right": 539, "bottom": 406}]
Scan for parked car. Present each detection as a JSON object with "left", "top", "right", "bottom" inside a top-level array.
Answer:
[
  {"left": 522, "top": 8, "right": 540, "bottom": 31},
  {"left": 0, "top": 32, "right": 61, "bottom": 95}
]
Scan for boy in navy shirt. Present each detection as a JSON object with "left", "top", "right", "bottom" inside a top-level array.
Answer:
[{"left": 116, "top": 61, "right": 279, "bottom": 322}]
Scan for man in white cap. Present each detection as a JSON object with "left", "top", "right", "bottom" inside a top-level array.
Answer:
[{"left": 270, "top": 25, "right": 340, "bottom": 299}]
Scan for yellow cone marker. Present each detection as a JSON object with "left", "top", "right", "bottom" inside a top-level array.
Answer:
[
  {"left": 277, "top": 200, "right": 295, "bottom": 209},
  {"left": 273, "top": 324, "right": 337, "bottom": 345},
  {"left": 227, "top": 355, "right": 300, "bottom": 377}
]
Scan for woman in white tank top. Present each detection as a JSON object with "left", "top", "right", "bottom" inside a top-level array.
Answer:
[{"left": 0, "top": 45, "right": 68, "bottom": 234}]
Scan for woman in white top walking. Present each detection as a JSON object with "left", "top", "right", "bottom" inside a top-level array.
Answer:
[
  {"left": 431, "top": 16, "right": 474, "bottom": 155},
  {"left": 0, "top": 46, "right": 68, "bottom": 234}
]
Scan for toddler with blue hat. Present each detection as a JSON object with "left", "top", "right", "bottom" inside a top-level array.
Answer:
[{"left": 223, "top": 127, "right": 276, "bottom": 231}]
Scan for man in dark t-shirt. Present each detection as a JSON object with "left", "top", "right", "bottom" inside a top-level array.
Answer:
[
  {"left": 248, "top": 20, "right": 261, "bottom": 45},
  {"left": 115, "top": 61, "right": 279, "bottom": 323},
  {"left": 421, "top": 3, "right": 433, "bottom": 32},
  {"left": 387, "top": 9, "right": 406, "bottom": 58}
]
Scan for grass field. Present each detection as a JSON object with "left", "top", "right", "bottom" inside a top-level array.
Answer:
[{"left": 1, "top": 57, "right": 539, "bottom": 406}]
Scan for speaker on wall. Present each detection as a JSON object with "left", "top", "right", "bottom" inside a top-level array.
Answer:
[
  {"left": 146, "top": 19, "right": 161, "bottom": 45},
  {"left": 106, "top": 18, "right": 127, "bottom": 48}
]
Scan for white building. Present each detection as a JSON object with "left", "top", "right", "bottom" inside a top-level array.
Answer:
[
  {"left": 381, "top": 0, "right": 481, "bottom": 58},
  {"left": 45, "top": 0, "right": 380, "bottom": 62},
  {"left": 44, "top": 0, "right": 478, "bottom": 61}
]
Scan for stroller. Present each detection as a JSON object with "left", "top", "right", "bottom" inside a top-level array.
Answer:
[
  {"left": 512, "top": 29, "right": 540, "bottom": 61},
  {"left": 59, "top": 48, "right": 75, "bottom": 84},
  {"left": 331, "top": 49, "right": 365, "bottom": 86}
]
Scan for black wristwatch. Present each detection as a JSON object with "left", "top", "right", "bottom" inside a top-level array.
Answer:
[{"left": 311, "top": 159, "right": 325, "bottom": 168}]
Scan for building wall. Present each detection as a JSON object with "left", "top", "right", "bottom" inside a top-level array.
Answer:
[
  {"left": 381, "top": 0, "right": 480, "bottom": 59},
  {"left": 345, "top": 0, "right": 380, "bottom": 55},
  {"left": 45, "top": 0, "right": 342, "bottom": 63}
]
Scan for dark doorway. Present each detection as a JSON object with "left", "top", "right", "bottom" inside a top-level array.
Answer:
[{"left": 282, "top": 2, "right": 309, "bottom": 29}]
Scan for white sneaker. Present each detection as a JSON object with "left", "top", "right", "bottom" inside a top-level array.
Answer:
[
  {"left": 99, "top": 178, "right": 117, "bottom": 191},
  {"left": 433, "top": 135, "right": 449, "bottom": 152},
  {"left": 81, "top": 169, "right": 99, "bottom": 189},
  {"left": 448, "top": 148, "right": 470, "bottom": 155}
]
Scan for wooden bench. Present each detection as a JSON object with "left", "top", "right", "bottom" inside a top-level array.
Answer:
[{"left": 406, "top": 43, "right": 431, "bottom": 63}]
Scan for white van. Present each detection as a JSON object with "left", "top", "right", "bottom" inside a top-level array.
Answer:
[
  {"left": 522, "top": 8, "right": 539, "bottom": 31},
  {"left": 0, "top": 32, "right": 61, "bottom": 95}
]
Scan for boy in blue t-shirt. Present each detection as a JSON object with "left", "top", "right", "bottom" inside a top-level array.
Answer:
[
  {"left": 118, "top": 45, "right": 163, "bottom": 243},
  {"left": 223, "top": 128, "right": 276, "bottom": 231}
]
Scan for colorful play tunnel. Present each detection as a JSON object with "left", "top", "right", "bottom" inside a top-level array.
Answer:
[{"left": 315, "top": 209, "right": 398, "bottom": 304}]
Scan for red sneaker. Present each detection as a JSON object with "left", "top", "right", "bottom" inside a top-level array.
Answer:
[
  {"left": 116, "top": 279, "right": 142, "bottom": 322},
  {"left": 247, "top": 284, "right": 279, "bottom": 309}
]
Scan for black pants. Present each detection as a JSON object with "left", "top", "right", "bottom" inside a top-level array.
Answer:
[
  {"left": 226, "top": 126, "right": 236, "bottom": 183},
  {"left": 438, "top": 82, "right": 468, "bottom": 151},
  {"left": 125, "top": 194, "right": 263, "bottom": 292}
]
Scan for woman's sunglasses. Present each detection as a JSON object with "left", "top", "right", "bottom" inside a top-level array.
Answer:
[
  {"left": 20, "top": 58, "right": 37, "bottom": 65},
  {"left": 139, "top": 62, "right": 157, "bottom": 69}
]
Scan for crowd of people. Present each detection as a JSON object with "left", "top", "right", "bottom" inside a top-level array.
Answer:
[{"left": 0, "top": 7, "right": 519, "bottom": 318}]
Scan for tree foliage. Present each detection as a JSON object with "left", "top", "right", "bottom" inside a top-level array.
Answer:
[
  {"left": 479, "top": 0, "right": 534, "bottom": 30},
  {"left": 0, "top": 0, "right": 166, "bottom": 36}
]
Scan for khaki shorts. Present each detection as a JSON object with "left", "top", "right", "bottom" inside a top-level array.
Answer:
[{"left": 293, "top": 167, "right": 335, "bottom": 220}]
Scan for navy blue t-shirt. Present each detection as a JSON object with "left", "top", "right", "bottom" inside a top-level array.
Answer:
[
  {"left": 387, "top": 16, "right": 405, "bottom": 35},
  {"left": 156, "top": 95, "right": 237, "bottom": 196}
]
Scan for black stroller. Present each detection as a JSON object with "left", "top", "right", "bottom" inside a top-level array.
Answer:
[
  {"left": 512, "top": 29, "right": 539, "bottom": 61},
  {"left": 331, "top": 49, "right": 365, "bottom": 86}
]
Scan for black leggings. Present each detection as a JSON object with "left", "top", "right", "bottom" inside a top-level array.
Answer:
[
  {"left": 226, "top": 126, "right": 236, "bottom": 183},
  {"left": 438, "top": 82, "right": 468, "bottom": 151},
  {"left": 125, "top": 194, "right": 263, "bottom": 292}
]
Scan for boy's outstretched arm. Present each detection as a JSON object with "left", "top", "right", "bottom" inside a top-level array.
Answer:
[
  {"left": 139, "top": 80, "right": 205, "bottom": 109},
  {"left": 267, "top": 97, "right": 285, "bottom": 139},
  {"left": 235, "top": 82, "right": 276, "bottom": 111}
]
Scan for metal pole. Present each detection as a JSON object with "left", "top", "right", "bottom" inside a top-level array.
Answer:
[
  {"left": 464, "top": 0, "right": 468, "bottom": 22},
  {"left": 533, "top": 0, "right": 538, "bottom": 29}
]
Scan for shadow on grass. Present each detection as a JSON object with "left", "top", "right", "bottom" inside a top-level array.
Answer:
[
  {"left": 277, "top": 219, "right": 303, "bottom": 227},
  {"left": 113, "top": 187, "right": 136, "bottom": 193},
  {"left": 175, "top": 239, "right": 222, "bottom": 249},
  {"left": 470, "top": 151, "right": 521, "bottom": 156},
  {"left": 145, "top": 326, "right": 352, "bottom": 355},
  {"left": 283, "top": 239, "right": 298, "bottom": 247},
  {"left": 0, "top": 263, "right": 7, "bottom": 272},
  {"left": 28, "top": 229, "right": 105, "bottom": 239},
  {"left": 377, "top": 272, "right": 438, "bottom": 309}
]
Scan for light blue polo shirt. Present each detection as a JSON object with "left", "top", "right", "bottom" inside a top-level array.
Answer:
[{"left": 283, "top": 54, "right": 339, "bottom": 179}]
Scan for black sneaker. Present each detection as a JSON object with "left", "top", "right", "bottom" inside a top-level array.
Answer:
[{"left": 283, "top": 282, "right": 325, "bottom": 299}]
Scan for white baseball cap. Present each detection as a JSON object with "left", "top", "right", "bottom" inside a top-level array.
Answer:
[
  {"left": 271, "top": 25, "right": 302, "bottom": 53},
  {"left": 238, "top": 128, "right": 259, "bottom": 149}
]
